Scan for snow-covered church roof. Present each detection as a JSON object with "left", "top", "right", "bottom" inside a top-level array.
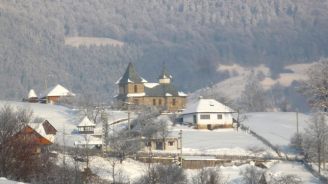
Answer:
[
  {"left": 40, "top": 84, "right": 75, "bottom": 98},
  {"left": 28, "top": 89, "right": 38, "bottom": 98},
  {"left": 78, "top": 116, "right": 96, "bottom": 127},
  {"left": 182, "top": 97, "right": 235, "bottom": 114}
]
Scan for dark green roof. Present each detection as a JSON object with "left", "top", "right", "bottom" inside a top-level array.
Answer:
[
  {"left": 118, "top": 62, "right": 143, "bottom": 84},
  {"left": 158, "top": 65, "right": 172, "bottom": 79},
  {"left": 145, "top": 83, "right": 179, "bottom": 97}
]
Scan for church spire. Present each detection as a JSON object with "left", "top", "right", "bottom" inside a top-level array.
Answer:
[
  {"left": 158, "top": 63, "right": 172, "bottom": 84},
  {"left": 118, "top": 62, "right": 145, "bottom": 84}
]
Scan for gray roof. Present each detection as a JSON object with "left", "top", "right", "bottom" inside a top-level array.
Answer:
[
  {"left": 158, "top": 65, "right": 172, "bottom": 79},
  {"left": 145, "top": 83, "right": 179, "bottom": 97},
  {"left": 118, "top": 62, "right": 143, "bottom": 84}
]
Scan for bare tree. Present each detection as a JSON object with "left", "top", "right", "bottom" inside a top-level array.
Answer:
[
  {"left": 302, "top": 112, "right": 328, "bottom": 174},
  {"left": 289, "top": 132, "right": 303, "bottom": 151},
  {"left": 239, "top": 166, "right": 264, "bottom": 184},
  {"left": 108, "top": 129, "right": 143, "bottom": 163},
  {"left": 156, "top": 119, "right": 169, "bottom": 150},
  {"left": 192, "top": 167, "right": 227, "bottom": 184},
  {"left": 300, "top": 58, "right": 328, "bottom": 113},
  {"left": 134, "top": 164, "right": 187, "bottom": 184},
  {"left": 77, "top": 94, "right": 106, "bottom": 125},
  {"left": 239, "top": 73, "right": 269, "bottom": 112},
  {"left": 0, "top": 105, "right": 48, "bottom": 181}
]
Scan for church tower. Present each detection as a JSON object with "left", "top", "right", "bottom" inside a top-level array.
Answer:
[
  {"left": 116, "top": 62, "right": 146, "bottom": 105},
  {"left": 158, "top": 65, "right": 172, "bottom": 84}
]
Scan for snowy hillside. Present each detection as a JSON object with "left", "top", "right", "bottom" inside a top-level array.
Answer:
[
  {"left": 242, "top": 112, "right": 309, "bottom": 152},
  {"left": 191, "top": 63, "right": 312, "bottom": 100}
]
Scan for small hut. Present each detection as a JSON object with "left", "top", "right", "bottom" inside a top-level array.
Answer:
[
  {"left": 27, "top": 89, "right": 38, "bottom": 103},
  {"left": 77, "top": 116, "right": 96, "bottom": 134}
]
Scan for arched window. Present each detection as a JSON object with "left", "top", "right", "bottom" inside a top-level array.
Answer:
[{"left": 134, "top": 85, "right": 138, "bottom": 93}]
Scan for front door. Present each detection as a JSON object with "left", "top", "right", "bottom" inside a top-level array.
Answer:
[{"left": 193, "top": 115, "right": 197, "bottom": 124}]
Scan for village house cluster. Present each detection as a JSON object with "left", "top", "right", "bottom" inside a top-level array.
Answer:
[
  {"left": 24, "top": 84, "right": 75, "bottom": 104},
  {"left": 21, "top": 62, "right": 236, "bottom": 153}
]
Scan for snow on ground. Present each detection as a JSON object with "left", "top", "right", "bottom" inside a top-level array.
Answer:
[
  {"left": 57, "top": 153, "right": 147, "bottom": 183},
  {"left": 0, "top": 178, "right": 26, "bottom": 184},
  {"left": 191, "top": 63, "right": 312, "bottom": 101},
  {"left": 242, "top": 112, "right": 310, "bottom": 153},
  {"left": 267, "top": 161, "right": 320, "bottom": 184},
  {"left": 64, "top": 153, "right": 320, "bottom": 184},
  {"left": 171, "top": 125, "right": 275, "bottom": 156}
]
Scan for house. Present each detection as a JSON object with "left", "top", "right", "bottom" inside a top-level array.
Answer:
[
  {"left": 181, "top": 97, "right": 235, "bottom": 129},
  {"left": 14, "top": 124, "right": 53, "bottom": 155},
  {"left": 40, "top": 84, "right": 75, "bottom": 104},
  {"left": 26, "top": 89, "right": 38, "bottom": 103},
  {"left": 115, "top": 62, "right": 187, "bottom": 112},
  {"left": 28, "top": 120, "right": 57, "bottom": 144},
  {"left": 77, "top": 116, "right": 96, "bottom": 134},
  {"left": 144, "top": 136, "right": 180, "bottom": 151}
]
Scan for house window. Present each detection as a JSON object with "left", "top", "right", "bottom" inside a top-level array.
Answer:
[
  {"left": 159, "top": 99, "right": 162, "bottom": 105},
  {"left": 153, "top": 99, "right": 156, "bottom": 105},
  {"left": 172, "top": 99, "right": 176, "bottom": 106},
  {"left": 134, "top": 85, "right": 138, "bottom": 93},
  {"left": 200, "top": 114, "right": 210, "bottom": 119},
  {"left": 168, "top": 141, "right": 174, "bottom": 146},
  {"left": 217, "top": 114, "right": 223, "bottom": 119}
]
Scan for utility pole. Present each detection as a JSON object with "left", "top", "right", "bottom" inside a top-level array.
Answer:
[
  {"left": 179, "top": 130, "right": 183, "bottom": 168},
  {"left": 128, "top": 103, "right": 131, "bottom": 132},
  {"left": 296, "top": 110, "right": 299, "bottom": 135},
  {"left": 101, "top": 111, "right": 109, "bottom": 155}
]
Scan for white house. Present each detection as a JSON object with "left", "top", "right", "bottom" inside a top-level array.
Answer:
[{"left": 181, "top": 97, "right": 235, "bottom": 129}]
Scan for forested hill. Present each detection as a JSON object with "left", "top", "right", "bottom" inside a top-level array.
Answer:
[{"left": 0, "top": 0, "right": 328, "bottom": 101}]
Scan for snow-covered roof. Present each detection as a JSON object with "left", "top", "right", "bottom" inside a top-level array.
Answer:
[
  {"left": 182, "top": 98, "right": 235, "bottom": 114},
  {"left": 178, "top": 91, "right": 188, "bottom": 97},
  {"left": 78, "top": 116, "right": 96, "bottom": 127},
  {"left": 40, "top": 84, "right": 75, "bottom": 98},
  {"left": 141, "top": 77, "right": 148, "bottom": 83},
  {"left": 28, "top": 122, "right": 55, "bottom": 143},
  {"left": 144, "top": 83, "right": 159, "bottom": 88},
  {"left": 28, "top": 89, "right": 37, "bottom": 98},
  {"left": 115, "top": 77, "right": 122, "bottom": 84},
  {"left": 165, "top": 93, "right": 172, "bottom": 97},
  {"left": 126, "top": 93, "right": 146, "bottom": 97}
]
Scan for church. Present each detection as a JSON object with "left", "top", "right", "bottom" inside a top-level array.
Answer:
[{"left": 115, "top": 63, "right": 187, "bottom": 112}]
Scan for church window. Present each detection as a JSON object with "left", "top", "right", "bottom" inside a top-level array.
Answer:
[{"left": 134, "top": 85, "right": 138, "bottom": 93}]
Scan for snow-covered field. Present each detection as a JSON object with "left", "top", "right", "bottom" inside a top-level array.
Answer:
[
  {"left": 242, "top": 112, "right": 310, "bottom": 152},
  {"left": 171, "top": 125, "right": 275, "bottom": 156}
]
